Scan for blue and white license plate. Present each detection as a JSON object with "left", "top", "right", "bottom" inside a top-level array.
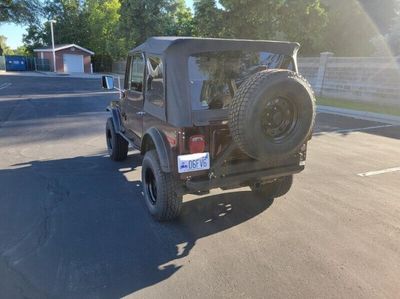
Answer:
[{"left": 177, "top": 152, "right": 210, "bottom": 173}]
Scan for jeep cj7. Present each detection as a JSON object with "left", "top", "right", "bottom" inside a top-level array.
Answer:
[{"left": 102, "top": 37, "right": 315, "bottom": 221}]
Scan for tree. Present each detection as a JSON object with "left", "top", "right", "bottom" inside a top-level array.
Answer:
[
  {"left": 358, "top": 0, "right": 399, "bottom": 34},
  {"left": 193, "top": 0, "right": 327, "bottom": 55},
  {"left": 319, "top": 0, "right": 400, "bottom": 56},
  {"left": 22, "top": 23, "right": 50, "bottom": 54},
  {"left": 118, "top": 0, "right": 180, "bottom": 50},
  {"left": 193, "top": 0, "right": 224, "bottom": 37},
  {"left": 12, "top": 45, "right": 28, "bottom": 55},
  {"left": 85, "top": 0, "right": 124, "bottom": 58},
  {"left": 118, "top": 0, "right": 193, "bottom": 51},
  {"left": 320, "top": 0, "right": 380, "bottom": 56},
  {"left": 166, "top": 0, "right": 194, "bottom": 36},
  {"left": 23, "top": 0, "right": 126, "bottom": 59},
  {"left": 0, "top": 35, "right": 14, "bottom": 54},
  {"left": 45, "top": 0, "right": 91, "bottom": 46},
  {"left": 23, "top": 0, "right": 91, "bottom": 53},
  {"left": 274, "top": 0, "right": 328, "bottom": 55},
  {"left": 0, "top": 0, "right": 42, "bottom": 24}
]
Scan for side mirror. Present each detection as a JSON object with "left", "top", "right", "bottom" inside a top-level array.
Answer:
[{"left": 102, "top": 75, "right": 114, "bottom": 90}]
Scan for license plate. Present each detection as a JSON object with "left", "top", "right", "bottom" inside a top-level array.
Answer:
[{"left": 177, "top": 152, "right": 210, "bottom": 173}]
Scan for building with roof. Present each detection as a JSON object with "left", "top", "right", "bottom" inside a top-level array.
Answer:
[{"left": 33, "top": 44, "right": 94, "bottom": 73}]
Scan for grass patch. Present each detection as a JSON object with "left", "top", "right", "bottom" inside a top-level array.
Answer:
[{"left": 317, "top": 97, "right": 400, "bottom": 117}]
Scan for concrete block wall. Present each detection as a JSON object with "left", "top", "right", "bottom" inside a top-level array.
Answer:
[
  {"left": 298, "top": 54, "right": 400, "bottom": 107},
  {"left": 113, "top": 54, "right": 400, "bottom": 107}
]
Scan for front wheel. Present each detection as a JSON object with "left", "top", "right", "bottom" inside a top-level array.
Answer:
[
  {"left": 250, "top": 175, "right": 293, "bottom": 199},
  {"left": 142, "top": 150, "right": 182, "bottom": 221},
  {"left": 106, "top": 118, "right": 128, "bottom": 161}
]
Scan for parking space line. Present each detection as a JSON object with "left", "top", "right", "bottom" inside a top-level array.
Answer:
[
  {"left": 0, "top": 82, "right": 12, "bottom": 90},
  {"left": 313, "top": 124, "right": 394, "bottom": 136},
  {"left": 358, "top": 167, "right": 400, "bottom": 177}
]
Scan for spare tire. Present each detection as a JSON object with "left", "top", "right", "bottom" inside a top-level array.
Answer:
[{"left": 229, "top": 70, "right": 315, "bottom": 161}]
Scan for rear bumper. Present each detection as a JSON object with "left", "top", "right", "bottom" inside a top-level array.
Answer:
[{"left": 185, "top": 164, "right": 304, "bottom": 192}]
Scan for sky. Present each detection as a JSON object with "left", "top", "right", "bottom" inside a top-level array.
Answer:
[
  {"left": 0, "top": 23, "right": 27, "bottom": 49},
  {"left": 0, "top": 0, "right": 196, "bottom": 49}
]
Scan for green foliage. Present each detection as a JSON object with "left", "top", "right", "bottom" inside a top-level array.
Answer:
[
  {"left": 0, "top": 35, "right": 13, "bottom": 54},
  {"left": 12, "top": 45, "right": 29, "bottom": 55},
  {"left": 358, "top": 0, "right": 399, "bottom": 34},
  {"left": 23, "top": 0, "right": 125, "bottom": 59},
  {"left": 23, "top": 0, "right": 194, "bottom": 60},
  {"left": 193, "top": 0, "right": 327, "bottom": 55},
  {"left": 193, "top": 0, "right": 224, "bottom": 37},
  {"left": 85, "top": 0, "right": 124, "bottom": 58},
  {"left": 17, "top": 0, "right": 400, "bottom": 63},
  {"left": 0, "top": 35, "right": 27, "bottom": 55},
  {"left": 274, "top": 0, "right": 328, "bottom": 55},
  {"left": 22, "top": 23, "right": 49, "bottom": 54},
  {"left": 45, "top": 0, "right": 91, "bottom": 46},
  {"left": 119, "top": 0, "right": 175, "bottom": 50},
  {"left": 218, "top": 0, "right": 281, "bottom": 39},
  {"left": 166, "top": 0, "right": 194, "bottom": 36},
  {"left": 0, "top": 0, "right": 42, "bottom": 24},
  {"left": 318, "top": 96, "right": 400, "bottom": 117},
  {"left": 320, "top": 0, "right": 378, "bottom": 56}
]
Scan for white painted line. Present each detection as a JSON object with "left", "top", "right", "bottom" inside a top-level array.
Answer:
[
  {"left": 358, "top": 167, "right": 400, "bottom": 177},
  {"left": 0, "top": 82, "right": 12, "bottom": 90},
  {"left": 0, "top": 91, "right": 119, "bottom": 101},
  {"left": 313, "top": 124, "right": 394, "bottom": 136}
]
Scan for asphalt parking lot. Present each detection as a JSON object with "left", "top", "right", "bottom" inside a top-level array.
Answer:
[{"left": 0, "top": 74, "right": 399, "bottom": 299}]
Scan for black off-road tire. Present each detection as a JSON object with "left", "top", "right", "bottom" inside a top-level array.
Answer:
[
  {"left": 229, "top": 70, "right": 315, "bottom": 161},
  {"left": 142, "top": 150, "right": 182, "bottom": 221},
  {"left": 250, "top": 175, "right": 293, "bottom": 199},
  {"left": 106, "top": 117, "right": 128, "bottom": 161}
]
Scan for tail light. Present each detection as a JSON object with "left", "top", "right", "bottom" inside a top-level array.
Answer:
[{"left": 189, "top": 135, "right": 206, "bottom": 154}]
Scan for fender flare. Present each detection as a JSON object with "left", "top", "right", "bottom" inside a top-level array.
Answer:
[
  {"left": 106, "top": 106, "right": 123, "bottom": 134},
  {"left": 141, "top": 127, "right": 173, "bottom": 173}
]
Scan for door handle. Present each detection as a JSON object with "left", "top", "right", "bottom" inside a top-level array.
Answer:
[{"left": 136, "top": 111, "right": 146, "bottom": 116}]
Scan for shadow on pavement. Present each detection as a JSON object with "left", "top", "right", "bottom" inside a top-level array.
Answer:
[
  {"left": 0, "top": 75, "right": 103, "bottom": 97},
  {"left": 0, "top": 96, "right": 115, "bottom": 145},
  {"left": 0, "top": 96, "right": 111, "bottom": 123},
  {"left": 0, "top": 154, "right": 274, "bottom": 299}
]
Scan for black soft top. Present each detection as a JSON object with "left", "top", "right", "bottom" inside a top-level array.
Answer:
[
  {"left": 130, "top": 37, "right": 300, "bottom": 127},
  {"left": 130, "top": 36, "right": 300, "bottom": 56}
]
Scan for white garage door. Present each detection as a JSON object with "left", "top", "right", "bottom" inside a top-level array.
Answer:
[{"left": 63, "top": 54, "right": 84, "bottom": 73}]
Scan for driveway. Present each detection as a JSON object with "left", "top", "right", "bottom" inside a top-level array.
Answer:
[{"left": 0, "top": 75, "right": 399, "bottom": 298}]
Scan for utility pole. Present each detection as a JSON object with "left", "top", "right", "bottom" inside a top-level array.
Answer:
[{"left": 49, "top": 20, "right": 57, "bottom": 72}]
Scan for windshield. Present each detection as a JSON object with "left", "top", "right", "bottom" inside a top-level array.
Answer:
[{"left": 188, "top": 50, "right": 293, "bottom": 110}]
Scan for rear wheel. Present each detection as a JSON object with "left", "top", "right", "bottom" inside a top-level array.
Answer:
[
  {"left": 250, "top": 175, "right": 293, "bottom": 199},
  {"left": 142, "top": 150, "right": 182, "bottom": 221},
  {"left": 106, "top": 117, "right": 128, "bottom": 161}
]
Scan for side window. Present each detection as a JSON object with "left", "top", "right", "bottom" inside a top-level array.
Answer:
[
  {"left": 129, "top": 54, "right": 145, "bottom": 92},
  {"left": 146, "top": 56, "right": 164, "bottom": 107}
]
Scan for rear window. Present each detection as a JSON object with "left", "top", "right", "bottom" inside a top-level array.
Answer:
[{"left": 188, "top": 51, "right": 293, "bottom": 110}]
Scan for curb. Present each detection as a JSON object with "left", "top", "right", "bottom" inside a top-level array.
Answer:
[
  {"left": 317, "top": 105, "right": 400, "bottom": 126},
  {"left": 35, "top": 71, "right": 69, "bottom": 76}
]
